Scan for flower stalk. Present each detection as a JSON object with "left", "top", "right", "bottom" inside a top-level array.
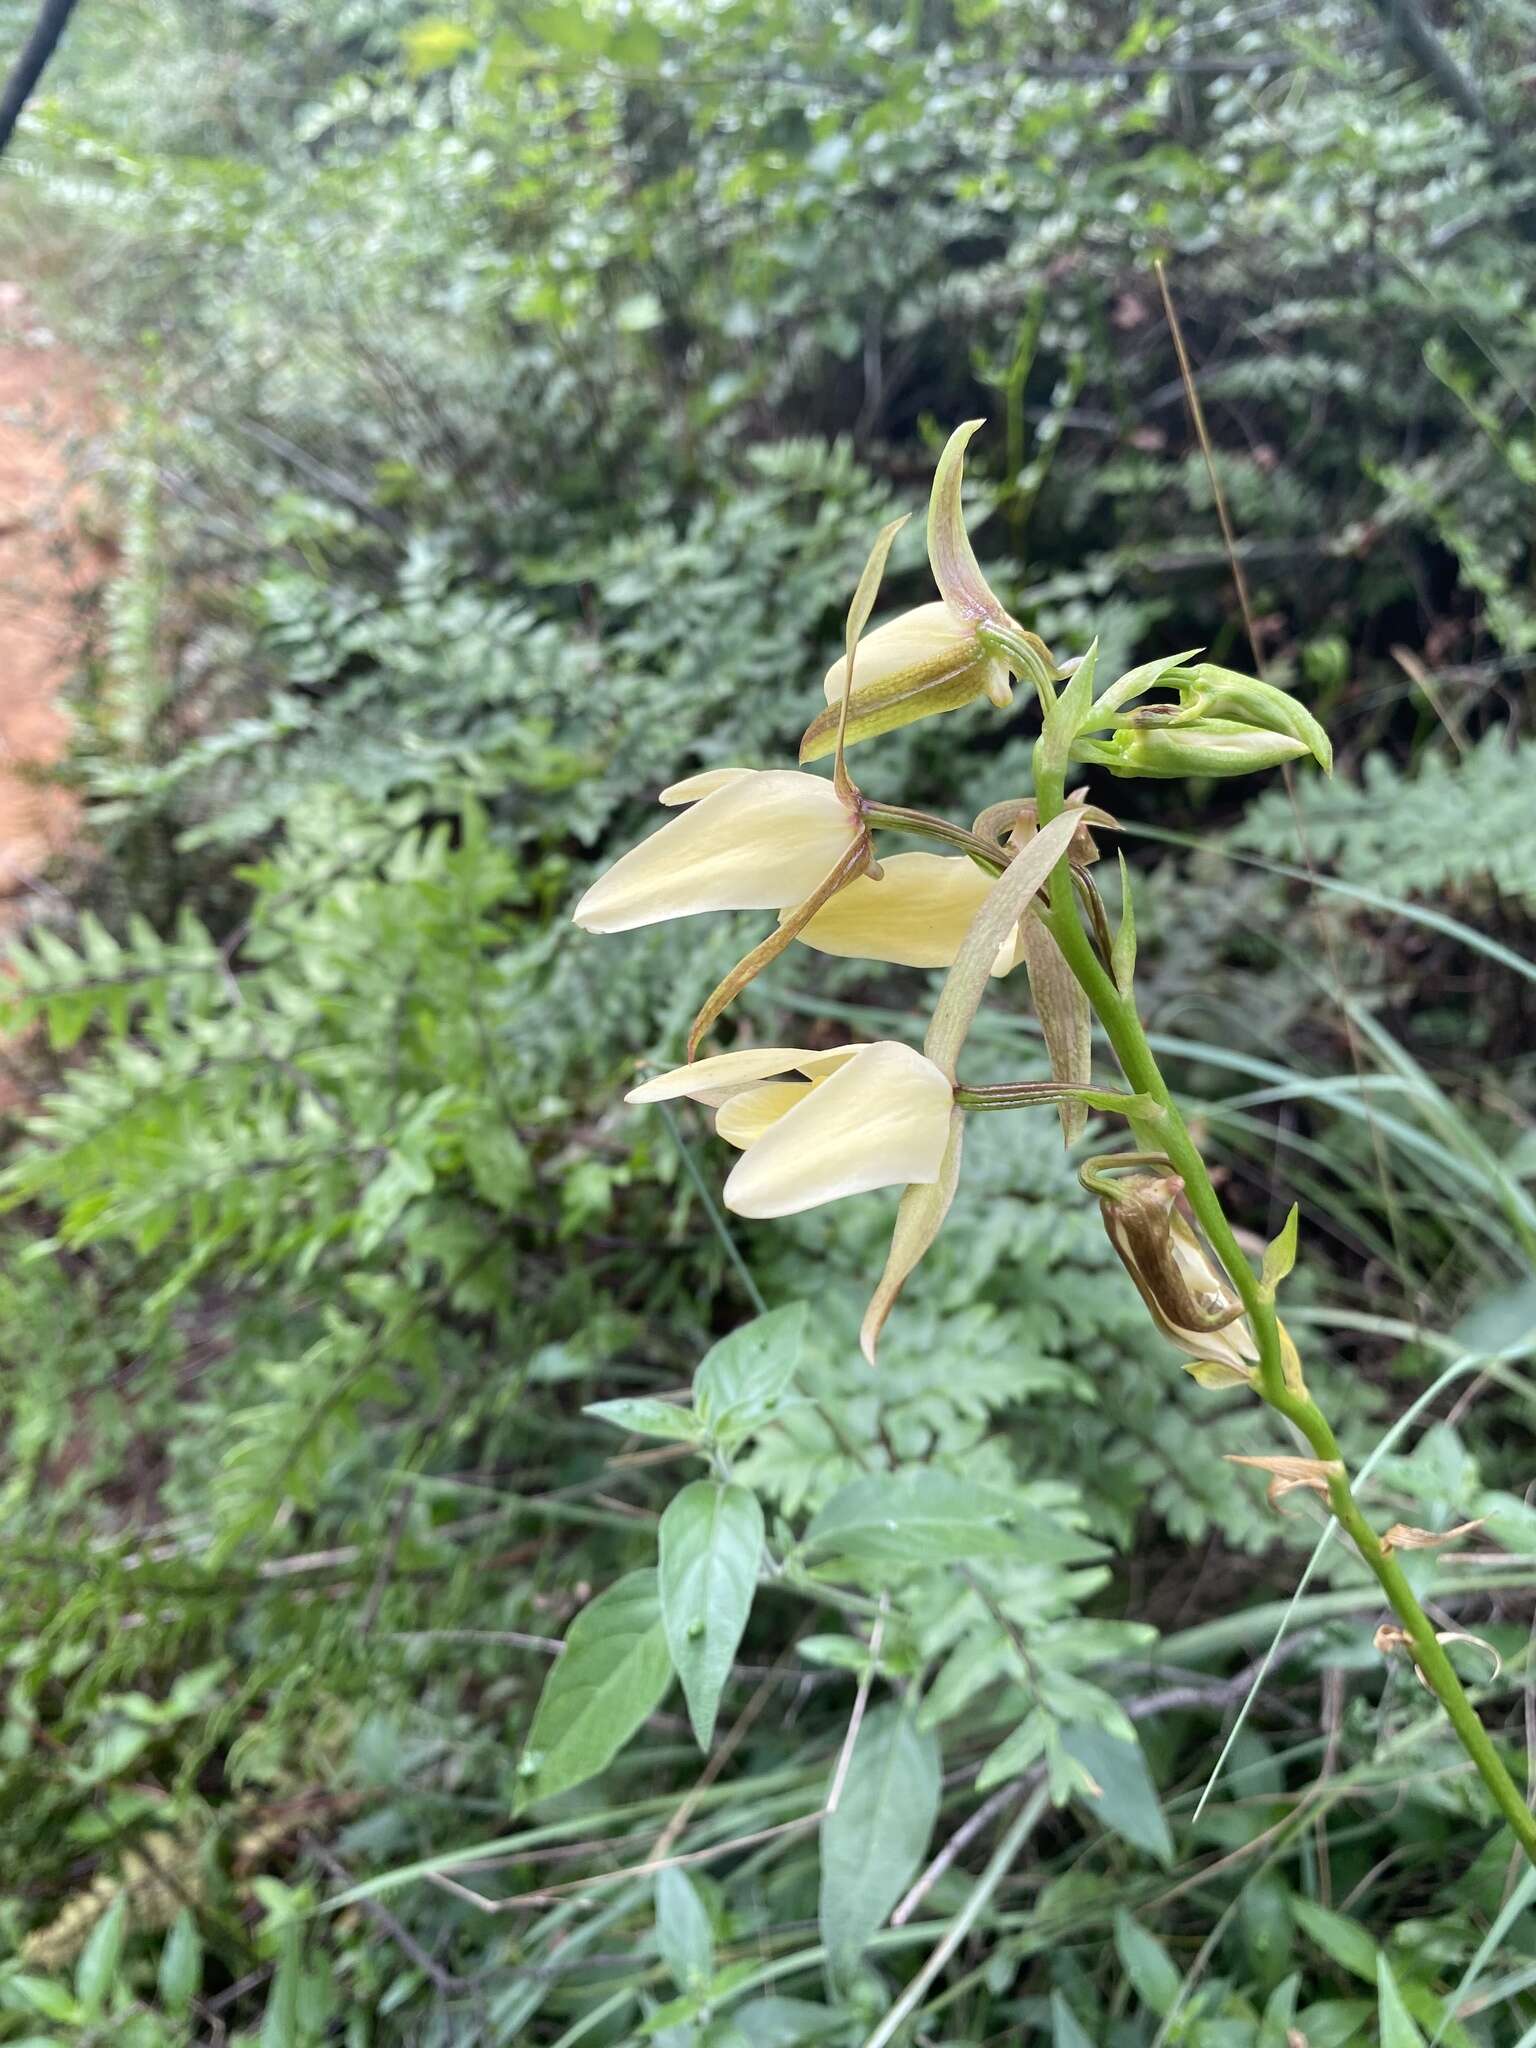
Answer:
[{"left": 1027, "top": 746, "right": 1536, "bottom": 1867}]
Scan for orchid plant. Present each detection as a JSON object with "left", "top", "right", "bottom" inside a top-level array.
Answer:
[{"left": 573, "top": 424, "right": 1536, "bottom": 1869}]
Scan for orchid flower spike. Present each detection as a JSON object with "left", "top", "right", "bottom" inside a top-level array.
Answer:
[
  {"left": 572, "top": 769, "right": 862, "bottom": 933},
  {"left": 626, "top": 1042, "right": 954, "bottom": 1218}
]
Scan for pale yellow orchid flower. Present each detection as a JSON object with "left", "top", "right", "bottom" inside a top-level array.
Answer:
[
  {"left": 799, "top": 422, "right": 1056, "bottom": 764},
  {"left": 820, "top": 600, "right": 1011, "bottom": 713},
  {"left": 627, "top": 1041, "right": 954, "bottom": 1219},
  {"left": 785, "top": 851, "right": 1027, "bottom": 976},
  {"left": 572, "top": 769, "right": 859, "bottom": 933}
]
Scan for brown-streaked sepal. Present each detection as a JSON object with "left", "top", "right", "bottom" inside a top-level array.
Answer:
[
  {"left": 927, "top": 420, "right": 1008, "bottom": 627},
  {"left": 861, "top": 1109, "right": 964, "bottom": 1365},
  {"left": 923, "top": 809, "right": 1084, "bottom": 1082},
  {"left": 1227, "top": 1453, "right": 1343, "bottom": 1510},
  {"left": 800, "top": 643, "right": 1002, "bottom": 762},
  {"left": 1020, "top": 918, "right": 1092, "bottom": 1145},
  {"left": 686, "top": 833, "right": 873, "bottom": 1057}
]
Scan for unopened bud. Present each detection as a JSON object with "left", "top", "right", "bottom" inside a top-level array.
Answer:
[
  {"left": 1084, "top": 716, "right": 1311, "bottom": 780},
  {"left": 1177, "top": 666, "right": 1332, "bottom": 773}
]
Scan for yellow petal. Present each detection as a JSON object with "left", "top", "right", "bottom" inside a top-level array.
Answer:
[
  {"left": 658, "top": 767, "right": 756, "bottom": 806},
  {"left": 788, "top": 852, "right": 1022, "bottom": 976},
  {"left": 823, "top": 601, "right": 975, "bottom": 705},
  {"left": 714, "top": 1079, "right": 818, "bottom": 1148},
  {"left": 626, "top": 1047, "right": 820, "bottom": 1105},
  {"left": 723, "top": 1042, "right": 953, "bottom": 1218},
  {"left": 627, "top": 1046, "right": 857, "bottom": 1108},
  {"left": 573, "top": 771, "right": 856, "bottom": 932},
  {"left": 1184, "top": 1358, "right": 1256, "bottom": 1390}
]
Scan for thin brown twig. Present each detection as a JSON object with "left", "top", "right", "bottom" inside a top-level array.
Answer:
[
  {"left": 1154, "top": 256, "right": 1416, "bottom": 1303},
  {"left": 422, "top": 1813, "right": 824, "bottom": 1913},
  {"left": 1154, "top": 258, "right": 1264, "bottom": 674},
  {"left": 308, "top": 1840, "right": 473, "bottom": 1994},
  {"left": 891, "top": 1783, "right": 1023, "bottom": 1926},
  {"left": 651, "top": 1639, "right": 805, "bottom": 1860}
]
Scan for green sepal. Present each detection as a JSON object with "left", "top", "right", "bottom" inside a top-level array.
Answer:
[{"left": 1259, "top": 1203, "right": 1299, "bottom": 1301}]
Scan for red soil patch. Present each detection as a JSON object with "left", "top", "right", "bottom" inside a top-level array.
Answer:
[{"left": 0, "top": 279, "right": 102, "bottom": 931}]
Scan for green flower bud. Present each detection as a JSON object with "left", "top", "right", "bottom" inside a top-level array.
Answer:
[
  {"left": 1176, "top": 666, "right": 1332, "bottom": 774},
  {"left": 1079, "top": 716, "right": 1312, "bottom": 780}
]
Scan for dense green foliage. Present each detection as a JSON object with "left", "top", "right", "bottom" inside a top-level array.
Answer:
[{"left": 1, "top": 0, "right": 1535, "bottom": 2041}]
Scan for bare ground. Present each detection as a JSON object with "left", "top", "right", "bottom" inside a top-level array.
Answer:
[{"left": 0, "top": 278, "right": 101, "bottom": 929}]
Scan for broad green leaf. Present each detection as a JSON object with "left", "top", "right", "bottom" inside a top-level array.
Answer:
[
  {"left": 158, "top": 1908, "right": 203, "bottom": 2013},
  {"left": 584, "top": 1396, "right": 706, "bottom": 1445},
  {"left": 1114, "top": 1909, "right": 1182, "bottom": 2017},
  {"left": 693, "top": 1303, "right": 806, "bottom": 1442},
  {"left": 401, "top": 18, "right": 476, "bottom": 74},
  {"left": 655, "top": 1866, "right": 714, "bottom": 1993},
  {"left": 795, "top": 1634, "right": 874, "bottom": 1671},
  {"left": 803, "top": 1470, "right": 1103, "bottom": 1573},
  {"left": 1242, "top": 1873, "right": 1295, "bottom": 1998},
  {"left": 975, "top": 1708, "right": 1048, "bottom": 1793},
  {"left": 731, "top": 1997, "right": 846, "bottom": 2046},
  {"left": 639, "top": 1960, "right": 758, "bottom": 2037},
  {"left": 520, "top": 1570, "right": 674, "bottom": 1805},
  {"left": 608, "top": 19, "right": 664, "bottom": 68},
  {"left": 659, "top": 1482, "right": 763, "bottom": 1748},
  {"left": 819, "top": 1703, "right": 940, "bottom": 1980},
  {"left": 519, "top": 1, "right": 607, "bottom": 54},
  {"left": 1258, "top": 1972, "right": 1301, "bottom": 2045},
  {"left": 260, "top": 1932, "right": 302, "bottom": 2048},
  {"left": 1291, "top": 1895, "right": 1377, "bottom": 1983},
  {"left": 1296, "top": 2001, "right": 1375, "bottom": 2046},
  {"left": 76, "top": 1895, "right": 127, "bottom": 2016},
  {"left": 1051, "top": 1990, "right": 1097, "bottom": 2048},
  {"left": 1378, "top": 1956, "right": 1426, "bottom": 2047},
  {"left": 1061, "top": 1721, "right": 1173, "bottom": 1867},
  {"left": 8, "top": 1976, "right": 83, "bottom": 2023}
]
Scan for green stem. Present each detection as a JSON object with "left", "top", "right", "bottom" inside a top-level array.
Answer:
[
  {"left": 860, "top": 799, "right": 1005, "bottom": 871},
  {"left": 1029, "top": 758, "right": 1536, "bottom": 1867}
]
